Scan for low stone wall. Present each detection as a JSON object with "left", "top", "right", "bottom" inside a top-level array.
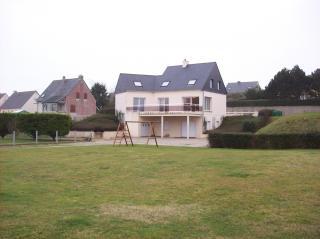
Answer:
[
  {"left": 66, "top": 131, "right": 117, "bottom": 140},
  {"left": 227, "top": 105, "right": 320, "bottom": 116}
]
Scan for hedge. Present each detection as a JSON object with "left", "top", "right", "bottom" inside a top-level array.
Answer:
[
  {"left": 0, "top": 113, "right": 72, "bottom": 140},
  {"left": 208, "top": 132, "right": 320, "bottom": 149},
  {"left": 227, "top": 98, "right": 320, "bottom": 107}
]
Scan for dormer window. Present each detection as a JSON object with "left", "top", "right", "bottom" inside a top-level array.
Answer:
[
  {"left": 134, "top": 81, "right": 142, "bottom": 87},
  {"left": 76, "top": 92, "right": 80, "bottom": 99},
  {"left": 161, "top": 81, "right": 170, "bottom": 87},
  {"left": 210, "top": 79, "right": 214, "bottom": 89},
  {"left": 188, "top": 80, "right": 197, "bottom": 85},
  {"left": 217, "top": 81, "right": 221, "bottom": 90}
]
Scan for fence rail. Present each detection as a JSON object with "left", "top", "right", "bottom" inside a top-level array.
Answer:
[{"left": 126, "top": 104, "right": 202, "bottom": 112}]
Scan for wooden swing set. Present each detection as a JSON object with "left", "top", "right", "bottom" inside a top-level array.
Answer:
[{"left": 113, "top": 121, "right": 159, "bottom": 147}]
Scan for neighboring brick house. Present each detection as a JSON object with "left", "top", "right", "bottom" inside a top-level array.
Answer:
[
  {"left": 115, "top": 60, "right": 227, "bottom": 139},
  {"left": 0, "top": 91, "right": 39, "bottom": 113},
  {"left": 37, "top": 75, "right": 96, "bottom": 120},
  {"left": 0, "top": 93, "right": 8, "bottom": 108}
]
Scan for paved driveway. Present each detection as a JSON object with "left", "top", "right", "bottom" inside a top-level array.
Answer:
[{"left": 72, "top": 137, "right": 209, "bottom": 148}]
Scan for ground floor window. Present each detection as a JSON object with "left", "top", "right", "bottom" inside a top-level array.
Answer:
[{"left": 70, "top": 104, "right": 76, "bottom": 113}]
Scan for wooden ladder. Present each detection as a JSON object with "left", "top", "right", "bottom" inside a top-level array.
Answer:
[
  {"left": 113, "top": 122, "right": 133, "bottom": 146},
  {"left": 146, "top": 122, "right": 158, "bottom": 147}
]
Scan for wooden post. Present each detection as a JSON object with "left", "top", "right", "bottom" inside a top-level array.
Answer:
[{"left": 36, "top": 130, "right": 38, "bottom": 144}]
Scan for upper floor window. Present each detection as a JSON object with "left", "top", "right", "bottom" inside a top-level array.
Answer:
[
  {"left": 210, "top": 79, "right": 214, "bottom": 89},
  {"left": 204, "top": 97, "right": 211, "bottom": 111},
  {"left": 84, "top": 93, "right": 87, "bottom": 100},
  {"left": 188, "top": 80, "right": 197, "bottom": 85},
  {"left": 76, "top": 92, "right": 80, "bottom": 99},
  {"left": 158, "top": 97, "right": 169, "bottom": 112},
  {"left": 134, "top": 81, "right": 142, "bottom": 87},
  {"left": 161, "top": 81, "right": 170, "bottom": 87},
  {"left": 133, "top": 97, "right": 145, "bottom": 112},
  {"left": 217, "top": 81, "right": 221, "bottom": 90}
]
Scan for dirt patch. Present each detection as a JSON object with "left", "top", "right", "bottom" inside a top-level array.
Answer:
[{"left": 100, "top": 204, "right": 201, "bottom": 224}]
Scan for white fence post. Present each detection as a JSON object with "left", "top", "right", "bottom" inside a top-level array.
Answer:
[
  {"left": 56, "top": 130, "right": 58, "bottom": 144},
  {"left": 12, "top": 131, "right": 16, "bottom": 145}
]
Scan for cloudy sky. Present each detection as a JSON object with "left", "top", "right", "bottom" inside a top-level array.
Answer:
[{"left": 0, "top": 0, "right": 319, "bottom": 94}]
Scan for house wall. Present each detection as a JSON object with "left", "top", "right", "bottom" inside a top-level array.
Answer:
[
  {"left": 22, "top": 92, "right": 40, "bottom": 113},
  {"left": 65, "top": 80, "right": 96, "bottom": 119},
  {"left": 0, "top": 94, "right": 8, "bottom": 108},
  {"left": 115, "top": 90, "right": 226, "bottom": 137}
]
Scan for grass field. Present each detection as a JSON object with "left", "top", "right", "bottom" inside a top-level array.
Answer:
[
  {"left": 1, "top": 145, "right": 320, "bottom": 238},
  {"left": 256, "top": 112, "right": 320, "bottom": 134}
]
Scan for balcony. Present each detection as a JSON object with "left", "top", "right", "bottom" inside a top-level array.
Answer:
[{"left": 126, "top": 105, "right": 203, "bottom": 116}]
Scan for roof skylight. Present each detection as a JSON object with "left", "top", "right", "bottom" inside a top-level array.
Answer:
[
  {"left": 134, "top": 81, "right": 142, "bottom": 87},
  {"left": 161, "top": 81, "right": 170, "bottom": 87},
  {"left": 188, "top": 80, "right": 197, "bottom": 85}
]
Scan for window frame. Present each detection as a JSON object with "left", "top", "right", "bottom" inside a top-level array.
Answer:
[
  {"left": 133, "top": 97, "right": 145, "bottom": 112},
  {"left": 158, "top": 97, "right": 169, "bottom": 112},
  {"left": 187, "top": 80, "right": 197, "bottom": 85},
  {"left": 70, "top": 104, "right": 76, "bottom": 113},
  {"left": 204, "top": 97, "right": 211, "bottom": 111},
  {"left": 161, "top": 81, "right": 170, "bottom": 87},
  {"left": 134, "top": 81, "right": 143, "bottom": 87}
]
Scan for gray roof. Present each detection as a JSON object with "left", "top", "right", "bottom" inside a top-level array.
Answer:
[
  {"left": 1, "top": 91, "right": 37, "bottom": 109},
  {"left": 226, "top": 81, "right": 260, "bottom": 94},
  {"left": 0, "top": 93, "right": 7, "bottom": 99},
  {"left": 115, "top": 62, "right": 227, "bottom": 94},
  {"left": 38, "top": 78, "right": 81, "bottom": 103}
]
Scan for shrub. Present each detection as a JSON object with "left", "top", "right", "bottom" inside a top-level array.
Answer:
[
  {"left": 208, "top": 133, "right": 253, "bottom": 148},
  {"left": 242, "top": 121, "right": 257, "bottom": 132},
  {"left": 208, "top": 132, "right": 320, "bottom": 149},
  {"left": 45, "top": 114, "right": 72, "bottom": 139},
  {"left": 12, "top": 113, "right": 71, "bottom": 140},
  {"left": 71, "top": 114, "right": 117, "bottom": 132},
  {"left": 0, "top": 113, "right": 18, "bottom": 138}
]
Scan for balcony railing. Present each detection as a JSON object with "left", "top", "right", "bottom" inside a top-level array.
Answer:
[{"left": 126, "top": 104, "right": 203, "bottom": 114}]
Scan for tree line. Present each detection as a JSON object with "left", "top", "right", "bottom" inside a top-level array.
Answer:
[{"left": 242, "top": 66, "right": 320, "bottom": 100}]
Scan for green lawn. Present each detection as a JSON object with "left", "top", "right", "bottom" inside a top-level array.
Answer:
[{"left": 0, "top": 145, "right": 320, "bottom": 238}]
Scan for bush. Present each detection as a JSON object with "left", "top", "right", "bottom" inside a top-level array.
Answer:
[
  {"left": 242, "top": 121, "right": 257, "bottom": 132},
  {"left": 208, "top": 132, "right": 320, "bottom": 149},
  {"left": 208, "top": 133, "right": 253, "bottom": 149},
  {"left": 1, "top": 113, "right": 71, "bottom": 140},
  {"left": 71, "top": 113, "right": 117, "bottom": 132},
  {"left": 0, "top": 113, "right": 18, "bottom": 138}
]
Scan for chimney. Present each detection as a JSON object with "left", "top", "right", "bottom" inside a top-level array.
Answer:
[
  {"left": 182, "top": 59, "right": 189, "bottom": 68},
  {"left": 78, "top": 74, "right": 83, "bottom": 80}
]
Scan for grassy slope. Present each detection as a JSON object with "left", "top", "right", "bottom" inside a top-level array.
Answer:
[
  {"left": 256, "top": 112, "right": 320, "bottom": 134},
  {"left": 1, "top": 146, "right": 320, "bottom": 238},
  {"left": 214, "top": 116, "right": 262, "bottom": 133}
]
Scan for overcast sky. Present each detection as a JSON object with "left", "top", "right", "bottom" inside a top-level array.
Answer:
[{"left": 0, "top": 0, "right": 319, "bottom": 95}]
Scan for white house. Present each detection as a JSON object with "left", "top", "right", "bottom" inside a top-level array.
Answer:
[
  {"left": 115, "top": 61, "right": 227, "bottom": 138},
  {"left": 0, "top": 91, "right": 39, "bottom": 113}
]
